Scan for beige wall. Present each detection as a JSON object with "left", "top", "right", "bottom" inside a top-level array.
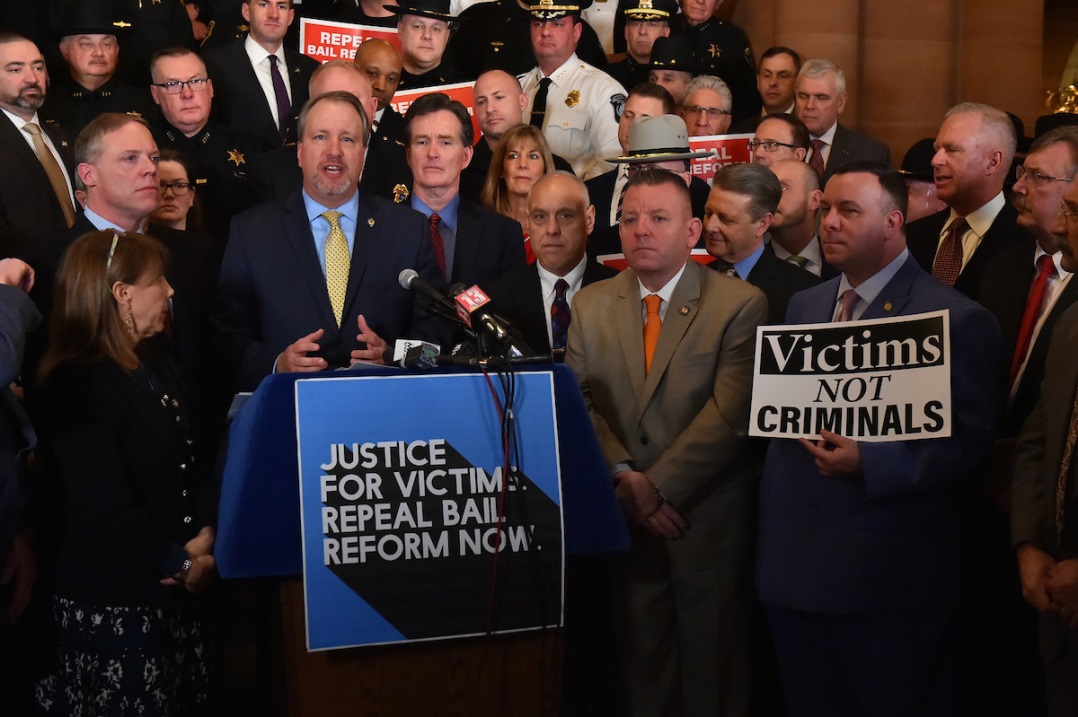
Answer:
[{"left": 726, "top": 0, "right": 1044, "bottom": 163}]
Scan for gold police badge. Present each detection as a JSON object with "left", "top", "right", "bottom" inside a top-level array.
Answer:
[
  {"left": 565, "top": 90, "right": 580, "bottom": 108},
  {"left": 227, "top": 149, "right": 246, "bottom": 166},
  {"left": 393, "top": 184, "right": 410, "bottom": 203}
]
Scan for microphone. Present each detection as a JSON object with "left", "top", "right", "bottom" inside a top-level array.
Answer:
[
  {"left": 398, "top": 268, "right": 471, "bottom": 328},
  {"left": 399, "top": 268, "right": 453, "bottom": 309},
  {"left": 452, "top": 284, "right": 535, "bottom": 357}
]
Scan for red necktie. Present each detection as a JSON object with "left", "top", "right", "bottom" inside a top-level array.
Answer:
[
  {"left": 932, "top": 217, "right": 968, "bottom": 287},
  {"left": 1009, "top": 254, "right": 1057, "bottom": 386},
  {"left": 809, "top": 138, "right": 826, "bottom": 179},
  {"left": 429, "top": 212, "right": 446, "bottom": 280}
]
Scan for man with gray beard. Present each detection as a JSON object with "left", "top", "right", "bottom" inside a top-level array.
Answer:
[{"left": 0, "top": 33, "right": 78, "bottom": 256}]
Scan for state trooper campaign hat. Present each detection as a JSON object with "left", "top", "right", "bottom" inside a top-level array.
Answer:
[{"left": 608, "top": 114, "right": 715, "bottom": 164}]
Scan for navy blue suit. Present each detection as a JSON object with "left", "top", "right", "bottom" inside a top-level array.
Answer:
[
  {"left": 213, "top": 190, "right": 447, "bottom": 391},
  {"left": 757, "top": 254, "right": 1004, "bottom": 715}
]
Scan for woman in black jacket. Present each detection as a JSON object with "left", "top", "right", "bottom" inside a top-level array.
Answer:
[{"left": 35, "top": 230, "right": 216, "bottom": 716}]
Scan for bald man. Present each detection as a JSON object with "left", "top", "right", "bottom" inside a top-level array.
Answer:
[
  {"left": 247, "top": 60, "right": 412, "bottom": 202},
  {"left": 461, "top": 69, "right": 572, "bottom": 203}
]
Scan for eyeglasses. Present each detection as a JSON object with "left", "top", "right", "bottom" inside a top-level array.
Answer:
[
  {"left": 748, "top": 138, "right": 798, "bottom": 153},
  {"left": 160, "top": 180, "right": 192, "bottom": 196},
  {"left": 1016, "top": 165, "right": 1075, "bottom": 186},
  {"left": 152, "top": 78, "right": 210, "bottom": 94},
  {"left": 683, "top": 105, "right": 730, "bottom": 119},
  {"left": 106, "top": 233, "right": 120, "bottom": 271},
  {"left": 1062, "top": 201, "right": 1078, "bottom": 225}
]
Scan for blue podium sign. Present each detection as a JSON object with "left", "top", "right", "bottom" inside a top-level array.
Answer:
[{"left": 296, "top": 372, "right": 565, "bottom": 651}]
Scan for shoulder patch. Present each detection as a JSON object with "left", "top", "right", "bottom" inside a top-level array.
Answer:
[{"left": 610, "top": 93, "right": 627, "bottom": 123}]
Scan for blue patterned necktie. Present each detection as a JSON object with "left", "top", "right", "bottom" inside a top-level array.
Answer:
[{"left": 551, "top": 278, "right": 571, "bottom": 349}]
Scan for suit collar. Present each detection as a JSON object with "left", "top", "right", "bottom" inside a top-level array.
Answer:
[{"left": 858, "top": 253, "right": 922, "bottom": 319}]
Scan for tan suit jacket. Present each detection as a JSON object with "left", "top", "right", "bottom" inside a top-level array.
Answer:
[{"left": 567, "top": 260, "right": 767, "bottom": 567}]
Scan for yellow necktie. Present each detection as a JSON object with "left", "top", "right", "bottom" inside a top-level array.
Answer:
[
  {"left": 643, "top": 294, "right": 662, "bottom": 374},
  {"left": 22, "top": 122, "right": 75, "bottom": 227},
  {"left": 322, "top": 210, "right": 349, "bottom": 326}
]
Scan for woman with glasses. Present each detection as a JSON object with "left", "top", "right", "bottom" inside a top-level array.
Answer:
[
  {"left": 151, "top": 149, "right": 204, "bottom": 233},
  {"left": 35, "top": 231, "right": 216, "bottom": 716}
]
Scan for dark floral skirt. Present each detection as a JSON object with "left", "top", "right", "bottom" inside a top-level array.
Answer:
[{"left": 36, "top": 594, "right": 209, "bottom": 716}]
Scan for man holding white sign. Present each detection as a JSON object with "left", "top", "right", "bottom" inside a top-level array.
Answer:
[{"left": 755, "top": 162, "right": 1003, "bottom": 717}]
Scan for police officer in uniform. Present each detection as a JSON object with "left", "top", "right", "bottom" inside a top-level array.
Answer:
[
  {"left": 41, "top": 4, "right": 155, "bottom": 138},
  {"left": 386, "top": 0, "right": 470, "bottom": 90},
  {"left": 521, "top": 0, "right": 627, "bottom": 179},
  {"left": 670, "top": 0, "right": 761, "bottom": 123},
  {"left": 149, "top": 47, "right": 257, "bottom": 250},
  {"left": 450, "top": 0, "right": 609, "bottom": 79},
  {"left": 607, "top": 0, "right": 673, "bottom": 94}
]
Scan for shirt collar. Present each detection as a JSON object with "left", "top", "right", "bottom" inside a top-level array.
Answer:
[
  {"left": 537, "top": 254, "right": 588, "bottom": 296},
  {"left": 638, "top": 261, "right": 688, "bottom": 304},
  {"left": 814, "top": 121, "right": 838, "bottom": 144},
  {"left": 411, "top": 193, "right": 460, "bottom": 232},
  {"left": 1034, "top": 245, "right": 1071, "bottom": 278},
  {"left": 1, "top": 108, "right": 38, "bottom": 131},
  {"left": 84, "top": 206, "right": 134, "bottom": 233},
  {"left": 541, "top": 53, "right": 580, "bottom": 83},
  {"left": 949, "top": 192, "right": 1006, "bottom": 238},
  {"left": 836, "top": 248, "right": 909, "bottom": 313},
  {"left": 302, "top": 189, "right": 360, "bottom": 226},
  {"left": 731, "top": 243, "right": 765, "bottom": 278},
  {"left": 244, "top": 34, "right": 285, "bottom": 66}
]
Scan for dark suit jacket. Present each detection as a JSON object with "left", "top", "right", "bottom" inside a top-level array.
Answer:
[
  {"left": 1012, "top": 303, "right": 1078, "bottom": 659},
  {"left": 37, "top": 349, "right": 214, "bottom": 606},
  {"left": 213, "top": 190, "right": 446, "bottom": 391},
  {"left": 202, "top": 39, "right": 319, "bottom": 149},
  {"left": 907, "top": 202, "right": 1024, "bottom": 302},
  {"left": 0, "top": 115, "right": 75, "bottom": 258},
  {"left": 738, "top": 248, "right": 822, "bottom": 324},
  {"left": 482, "top": 259, "right": 617, "bottom": 355},
  {"left": 585, "top": 170, "right": 711, "bottom": 258},
  {"left": 1013, "top": 302, "right": 1078, "bottom": 559},
  {"left": 757, "top": 255, "right": 1004, "bottom": 614},
  {"left": 822, "top": 123, "right": 891, "bottom": 185},
  {"left": 765, "top": 235, "right": 839, "bottom": 281},
  {"left": 450, "top": 198, "right": 527, "bottom": 287},
  {"left": 981, "top": 241, "right": 1078, "bottom": 436},
  {"left": 0, "top": 286, "right": 39, "bottom": 559}
]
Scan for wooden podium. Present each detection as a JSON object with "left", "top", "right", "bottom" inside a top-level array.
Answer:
[
  {"left": 275, "top": 578, "right": 563, "bottom": 716},
  {"left": 215, "top": 366, "right": 627, "bottom": 715}
]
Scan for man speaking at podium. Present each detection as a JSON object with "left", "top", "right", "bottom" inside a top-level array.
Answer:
[{"left": 213, "top": 91, "right": 445, "bottom": 391}]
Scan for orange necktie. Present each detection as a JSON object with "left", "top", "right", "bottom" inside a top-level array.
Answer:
[{"left": 644, "top": 294, "right": 662, "bottom": 374}]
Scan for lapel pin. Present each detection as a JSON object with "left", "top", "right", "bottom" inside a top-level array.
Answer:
[
  {"left": 368, "top": 218, "right": 375, "bottom": 227},
  {"left": 679, "top": 306, "right": 689, "bottom": 315},
  {"left": 883, "top": 302, "right": 893, "bottom": 311}
]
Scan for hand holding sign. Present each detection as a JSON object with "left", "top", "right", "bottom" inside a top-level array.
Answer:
[{"left": 798, "top": 429, "right": 862, "bottom": 478}]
